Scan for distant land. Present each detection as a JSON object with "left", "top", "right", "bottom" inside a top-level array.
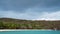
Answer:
[{"left": 0, "top": 18, "right": 60, "bottom": 30}]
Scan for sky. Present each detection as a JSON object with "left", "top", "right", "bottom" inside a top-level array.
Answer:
[{"left": 0, "top": 0, "right": 60, "bottom": 20}]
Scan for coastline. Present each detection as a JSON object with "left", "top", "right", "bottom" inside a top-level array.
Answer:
[{"left": 0, "top": 29, "right": 54, "bottom": 31}]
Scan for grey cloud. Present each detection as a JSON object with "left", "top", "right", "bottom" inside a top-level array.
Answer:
[
  {"left": 0, "top": 0, "right": 60, "bottom": 12},
  {"left": 0, "top": 0, "right": 60, "bottom": 20}
]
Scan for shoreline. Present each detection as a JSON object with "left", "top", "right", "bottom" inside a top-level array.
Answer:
[{"left": 0, "top": 29, "right": 54, "bottom": 31}]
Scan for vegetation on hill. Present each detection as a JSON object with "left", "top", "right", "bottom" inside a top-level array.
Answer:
[{"left": 0, "top": 18, "right": 60, "bottom": 30}]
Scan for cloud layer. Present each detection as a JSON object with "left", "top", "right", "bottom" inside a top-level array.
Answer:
[
  {"left": 36, "top": 11, "right": 60, "bottom": 20},
  {"left": 0, "top": 11, "right": 60, "bottom": 20},
  {"left": 0, "top": 0, "right": 60, "bottom": 20}
]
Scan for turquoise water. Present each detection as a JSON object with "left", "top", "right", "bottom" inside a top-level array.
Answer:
[{"left": 0, "top": 31, "right": 60, "bottom": 34}]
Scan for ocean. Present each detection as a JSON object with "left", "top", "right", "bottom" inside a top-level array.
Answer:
[{"left": 0, "top": 30, "right": 60, "bottom": 34}]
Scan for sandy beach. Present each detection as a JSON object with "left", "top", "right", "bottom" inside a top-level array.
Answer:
[{"left": 0, "top": 29, "right": 53, "bottom": 31}]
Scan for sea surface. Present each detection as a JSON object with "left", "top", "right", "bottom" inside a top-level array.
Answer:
[{"left": 0, "top": 30, "right": 60, "bottom": 34}]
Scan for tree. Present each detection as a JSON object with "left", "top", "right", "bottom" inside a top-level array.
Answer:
[{"left": 0, "top": 21, "right": 4, "bottom": 29}]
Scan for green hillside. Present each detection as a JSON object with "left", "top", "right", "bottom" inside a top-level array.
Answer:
[{"left": 0, "top": 18, "right": 60, "bottom": 30}]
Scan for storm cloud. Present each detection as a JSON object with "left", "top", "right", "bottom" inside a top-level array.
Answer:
[{"left": 0, "top": 0, "right": 60, "bottom": 20}]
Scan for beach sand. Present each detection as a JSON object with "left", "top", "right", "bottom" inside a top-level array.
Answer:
[{"left": 0, "top": 29, "right": 53, "bottom": 31}]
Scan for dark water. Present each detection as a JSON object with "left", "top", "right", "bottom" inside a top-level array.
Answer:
[{"left": 0, "top": 31, "right": 60, "bottom": 34}]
